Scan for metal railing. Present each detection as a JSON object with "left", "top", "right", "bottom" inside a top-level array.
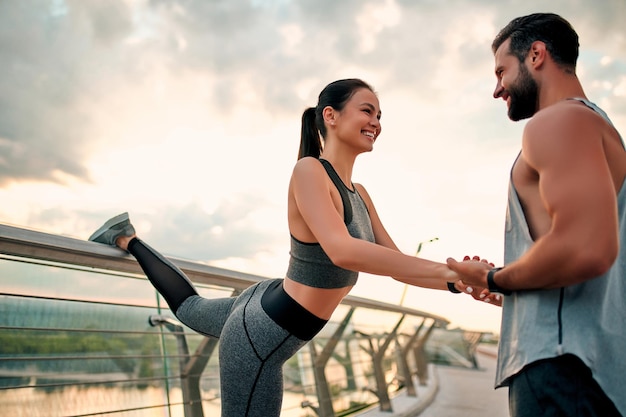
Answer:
[{"left": 0, "top": 223, "right": 471, "bottom": 417}]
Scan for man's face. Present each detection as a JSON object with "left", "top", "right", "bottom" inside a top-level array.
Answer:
[
  {"left": 493, "top": 39, "right": 539, "bottom": 121},
  {"left": 507, "top": 63, "right": 539, "bottom": 121}
]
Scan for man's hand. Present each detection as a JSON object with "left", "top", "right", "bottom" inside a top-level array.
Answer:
[
  {"left": 447, "top": 255, "right": 493, "bottom": 286},
  {"left": 448, "top": 256, "right": 503, "bottom": 307}
]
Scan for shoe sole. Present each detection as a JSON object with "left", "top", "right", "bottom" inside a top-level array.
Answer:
[{"left": 88, "top": 212, "right": 130, "bottom": 242}]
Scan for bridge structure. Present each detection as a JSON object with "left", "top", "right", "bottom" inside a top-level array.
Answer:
[{"left": 0, "top": 223, "right": 491, "bottom": 417}]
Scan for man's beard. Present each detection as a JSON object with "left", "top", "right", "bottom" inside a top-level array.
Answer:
[{"left": 508, "top": 63, "right": 539, "bottom": 121}]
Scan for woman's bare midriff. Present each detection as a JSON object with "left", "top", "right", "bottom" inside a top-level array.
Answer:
[{"left": 283, "top": 277, "right": 353, "bottom": 320}]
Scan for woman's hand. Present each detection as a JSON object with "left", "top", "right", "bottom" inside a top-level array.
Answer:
[{"left": 449, "top": 255, "right": 503, "bottom": 307}]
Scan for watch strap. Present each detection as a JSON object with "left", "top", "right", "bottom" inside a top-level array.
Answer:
[
  {"left": 447, "top": 281, "right": 462, "bottom": 294},
  {"left": 487, "top": 267, "right": 511, "bottom": 295}
]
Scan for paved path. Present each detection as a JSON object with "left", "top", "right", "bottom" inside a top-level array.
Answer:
[
  {"left": 418, "top": 347, "right": 509, "bottom": 417},
  {"left": 359, "top": 346, "right": 509, "bottom": 417}
]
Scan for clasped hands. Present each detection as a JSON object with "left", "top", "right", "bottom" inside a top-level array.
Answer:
[{"left": 447, "top": 255, "right": 502, "bottom": 306}]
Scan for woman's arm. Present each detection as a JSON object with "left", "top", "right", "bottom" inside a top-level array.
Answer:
[{"left": 290, "top": 157, "right": 456, "bottom": 290}]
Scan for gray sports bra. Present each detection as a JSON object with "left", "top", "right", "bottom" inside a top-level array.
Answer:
[{"left": 286, "top": 159, "right": 375, "bottom": 288}]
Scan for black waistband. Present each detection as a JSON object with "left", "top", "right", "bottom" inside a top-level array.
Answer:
[{"left": 260, "top": 279, "right": 327, "bottom": 341}]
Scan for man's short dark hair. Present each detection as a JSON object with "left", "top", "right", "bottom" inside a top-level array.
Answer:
[{"left": 492, "top": 13, "right": 579, "bottom": 72}]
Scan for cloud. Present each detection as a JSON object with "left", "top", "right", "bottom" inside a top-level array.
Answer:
[
  {"left": 0, "top": 0, "right": 135, "bottom": 185},
  {"left": 2, "top": 0, "right": 624, "bottom": 187},
  {"left": 142, "top": 197, "right": 285, "bottom": 261}
]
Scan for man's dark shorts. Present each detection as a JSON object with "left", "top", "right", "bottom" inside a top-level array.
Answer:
[{"left": 509, "top": 354, "right": 622, "bottom": 417}]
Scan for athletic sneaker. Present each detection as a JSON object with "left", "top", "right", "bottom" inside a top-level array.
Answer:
[{"left": 89, "top": 212, "right": 136, "bottom": 246}]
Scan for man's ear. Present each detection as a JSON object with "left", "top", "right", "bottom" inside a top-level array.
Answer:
[{"left": 528, "top": 41, "right": 547, "bottom": 68}]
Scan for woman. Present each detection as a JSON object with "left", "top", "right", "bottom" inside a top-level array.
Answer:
[{"left": 89, "top": 78, "right": 463, "bottom": 417}]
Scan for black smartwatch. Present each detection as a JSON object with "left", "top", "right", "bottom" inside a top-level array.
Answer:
[
  {"left": 447, "top": 281, "right": 462, "bottom": 294},
  {"left": 487, "top": 267, "right": 512, "bottom": 295}
]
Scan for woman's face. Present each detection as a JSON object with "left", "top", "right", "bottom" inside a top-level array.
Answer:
[{"left": 332, "top": 88, "right": 382, "bottom": 152}]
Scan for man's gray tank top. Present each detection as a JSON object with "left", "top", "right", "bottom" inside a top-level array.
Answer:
[
  {"left": 497, "top": 98, "right": 626, "bottom": 414},
  {"left": 286, "top": 159, "right": 375, "bottom": 289}
]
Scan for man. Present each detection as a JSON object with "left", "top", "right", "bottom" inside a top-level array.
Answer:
[{"left": 447, "top": 13, "right": 626, "bottom": 417}]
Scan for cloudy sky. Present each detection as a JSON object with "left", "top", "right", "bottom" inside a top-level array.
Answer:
[{"left": 1, "top": 0, "right": 625, "bottom": 333}]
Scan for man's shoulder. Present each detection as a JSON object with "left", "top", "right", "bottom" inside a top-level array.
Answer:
[
  {"left": 525, "top": 100, "right": 602, "bottom": 143},
  {"left": 532, "top": 99, "right": 604, "bottom": 127},
  {"left": 520, "top": 101, "right": 609, "bottom": 169}
]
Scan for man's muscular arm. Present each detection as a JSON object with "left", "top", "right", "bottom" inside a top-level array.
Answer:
[{"left": 450, "top": 104, "right": 619, "bottom": 291}]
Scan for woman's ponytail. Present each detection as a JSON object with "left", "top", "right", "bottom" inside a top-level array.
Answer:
[{"left": 298, "top": 107, "right": 322, "bottom": 159}]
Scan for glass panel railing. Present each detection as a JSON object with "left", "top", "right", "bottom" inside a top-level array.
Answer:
[{"left": 1, "top": 224, "right": 476, "bottom": 417}]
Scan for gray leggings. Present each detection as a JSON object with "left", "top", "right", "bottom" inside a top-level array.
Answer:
[{"left": 127, "top": 238, "right": 326, "bottom": 417}]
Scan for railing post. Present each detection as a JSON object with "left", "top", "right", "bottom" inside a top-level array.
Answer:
[
  {"left": 357, "top": 314, "right": 405, "bottom": 412},
  {"left": 413, "top": 320, "right": 437, "bottom": 386},
  {"left": 307, "top": 307, "right": 356, "bottom": 417},
  {"left": 308, "top": 343, "right": 330, "bottom": 417},
  {"left": 396, "top": 318, "right": 426, "bottom": 397},
  {"left": 332, "top": 339, "right": 357, "bottom": 391},
  {"left": 149, "top": 315, "right": 213, "bottom": 417},
  {"left": 464, "top": 331, "right": 486, "bottom": 369}
]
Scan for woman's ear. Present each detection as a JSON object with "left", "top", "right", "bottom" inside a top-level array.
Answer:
[{"left": 322, "top": 106, "right": 336, "bottom": 126}]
